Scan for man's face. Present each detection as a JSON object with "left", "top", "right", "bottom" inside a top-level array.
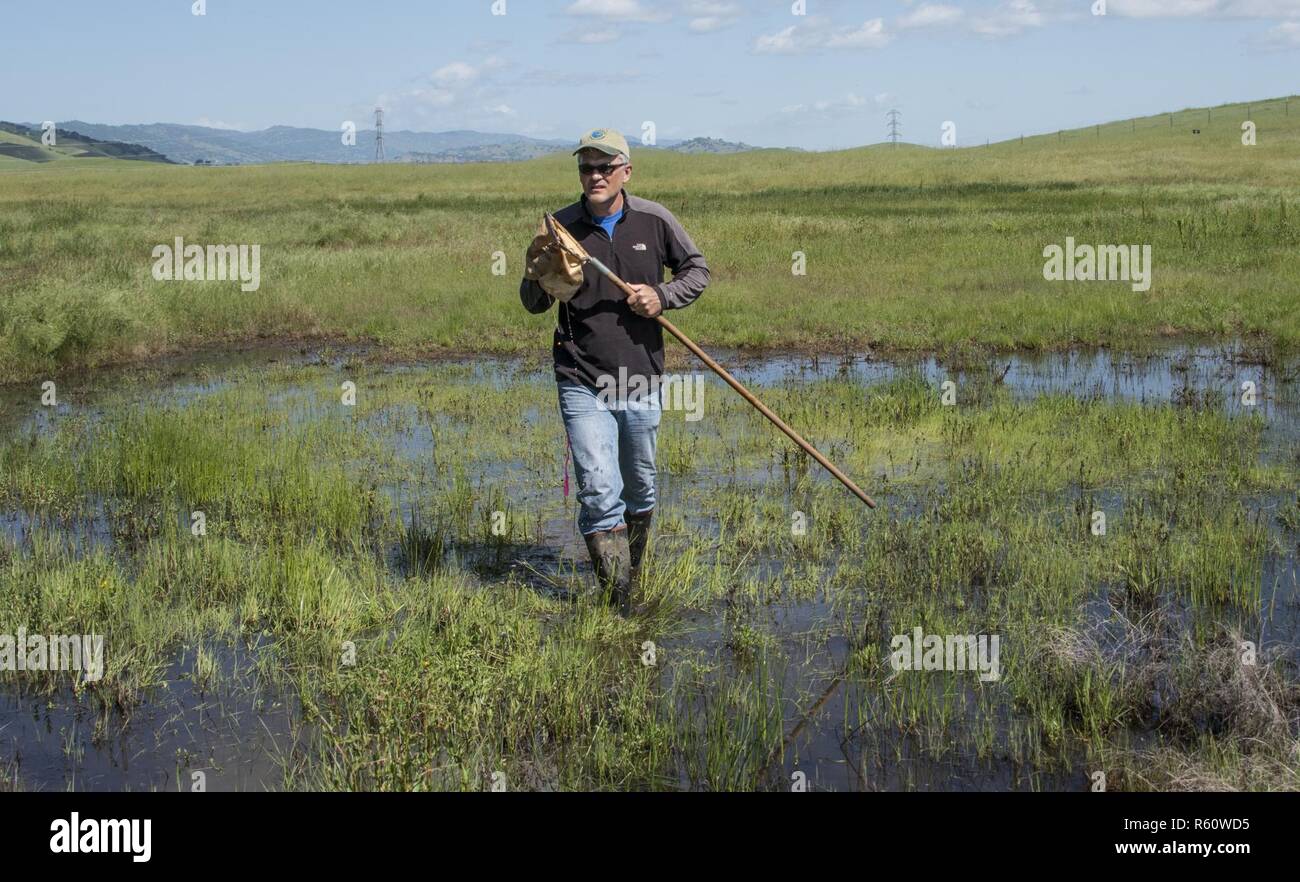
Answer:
[{"left": 578, "top": 148, "right": 631, "bottom": 207}]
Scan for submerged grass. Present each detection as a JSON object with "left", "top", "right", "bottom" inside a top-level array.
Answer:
[{"left": 0, "top": 353, "right": 1296, "bottom": 790}]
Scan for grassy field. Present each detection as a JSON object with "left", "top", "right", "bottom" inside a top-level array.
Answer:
[
  {"left": 1, "top": 97, "right": 1297, "bottom": 792},
  {"left": 0, "top": 353, "right": 1295, "bottom": 790},
  {"left": 1, "top": 97, "right": 1298, "bottom": 384}
]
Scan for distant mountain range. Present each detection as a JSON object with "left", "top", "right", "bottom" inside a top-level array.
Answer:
[
  {"left": 669, "top": 137, "right": 766, "bottom": 154},
  {"left": 16, "top": 121, "right": 566, "bottom": 165},
  {"left": 9, "top": 121, "right": 764, "bottom": 165}
]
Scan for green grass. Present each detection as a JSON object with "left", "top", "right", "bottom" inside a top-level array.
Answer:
[
  {"left": 0, "top": 129, "right": 38, "bottom": 146},
  {"left": 1, "top": 357, "right": 1295, "bottom": 789},
  {"left": 1, "top": 96, "right": 1298, "bottom": 383},
  {"left": 0, "top": 125, "right": 85, "bottom": 163}
]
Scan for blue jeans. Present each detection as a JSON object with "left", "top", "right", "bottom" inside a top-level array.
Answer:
[{"left": 558, "top": 379, "right": 661, "bottom": 535}]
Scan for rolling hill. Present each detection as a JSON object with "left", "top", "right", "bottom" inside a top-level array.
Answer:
[
  {"left": 0, "top": 122, "right": 172, "bottom": 166},
  {"left": 36, "top": 121, "right": 574, "bottom": 166},
  {"left": 7, "top": 121, "right": 771, "bottom": 166}
]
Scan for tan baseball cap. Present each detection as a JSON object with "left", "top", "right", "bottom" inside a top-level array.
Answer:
[{"left": 573, "top": 128, "right": 631, "bottom": 159}]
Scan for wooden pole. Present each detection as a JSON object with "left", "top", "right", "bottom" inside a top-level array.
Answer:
[
  {"left": 652, "top": 309, "right": 877, "bottom": 508},
  {"left": 573, "top": 245, "right": 878, "bottom": 509}
]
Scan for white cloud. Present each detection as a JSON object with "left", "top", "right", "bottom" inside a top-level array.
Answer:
[
  {"left": 970, "top": 0, "right": 1044, "bottom": 36},
  {"left": 755, "top": 24, "right": 800, "bottom": 53},
  {"left": 1253, "top": 18, "right": 1300, "bottom": 45},
  {"left": 755, "top": 2, "right": 1075, "bottom": 50},
  {"left": 898, "top": 4, "right": 966, "bottom": 28},
  {"left": 827, "top": 18, "right": 893, "bottom": 48},
  {"left": 383, "top": 57, "right": 512, "bottom": 123},
  {"left": 885, "top": 0, "right": 1297, "bottom": 42},
  {"left": 689, "top": 15, "right": 732, "bottom": 32},
  {"left": 1107, "top": 0, "right": 1300, "bottom": 16},
  {"left": 432, "top": 62, "right": 479, "bottom": 87},
  {"left": 780, "top": 91, "right": 888, "bottom": 117},
  {"left": 1106, "top": 0, "right": 1219, "bottom": 15},
  {"left": 1226, "top": 0, "right": 1300, "bottom": 15},
  {"left": 685, "top": 0, "right": 743, "bottom": 32},
  {"left": 565, "top": 0, "right": 670, "bottom": 22},
  {"left": 754, "top": 16, "right": 893, "bottom": 53},
  {"left": 486, "top": 104, "right": 516, "bottom": 116}
]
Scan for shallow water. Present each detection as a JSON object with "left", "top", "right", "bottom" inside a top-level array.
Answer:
[
  {"left": 1, "top": 341, "right": 1296, "bottom": 791},
  {"left": 727, "top": 342, "right": 1297, "bottom": 425},
  {"left": 0, "top": 642, "right": 301, "bottom": 791}
]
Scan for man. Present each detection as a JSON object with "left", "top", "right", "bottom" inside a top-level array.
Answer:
[{"left": 520, "top": 128, "right": 709, "bottom": 614}]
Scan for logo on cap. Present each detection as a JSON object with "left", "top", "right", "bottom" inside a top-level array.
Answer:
[{"left": 591, "top": 130, "right": 605, "bottom": 139}]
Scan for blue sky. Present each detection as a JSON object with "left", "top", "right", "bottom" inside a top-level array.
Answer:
[{"left": 4, "top": 0, "right": 1299, "bottom": 150}]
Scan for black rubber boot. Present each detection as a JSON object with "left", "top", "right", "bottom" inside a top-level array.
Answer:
[
  {"left": 626, "top": 509, "right": 653, "bottom": 591},
  {"left": 584, "top": 526, "right": 632, "bottom": 615}
]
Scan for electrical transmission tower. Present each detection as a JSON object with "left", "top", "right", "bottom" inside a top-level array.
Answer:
[
  {"left": 374, "top": 106, "right": 385, "bottom": 163},
  {"left": 887, "top": 109, "right": 902, "bottom": 148}
]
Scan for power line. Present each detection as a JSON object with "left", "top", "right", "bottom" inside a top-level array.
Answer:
[
  {"left": 374, "top": 106, "right": 385, "bottom": 163},
  {"left": 887, "top": 108, "right": 901, "bottom": 148}
]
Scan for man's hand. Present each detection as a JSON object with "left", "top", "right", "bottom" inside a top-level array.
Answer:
[
  {"left": 524, "top": 232, "right": 551, "bottom": 277},
  {"left": 626, "top": 283, "right": 663, "bottom": 318}
]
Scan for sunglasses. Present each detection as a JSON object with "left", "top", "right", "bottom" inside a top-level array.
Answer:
[{"left": 578, "top": 161, "right": 627, "bottom": 177}]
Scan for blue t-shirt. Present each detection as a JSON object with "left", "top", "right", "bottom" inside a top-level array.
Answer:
[{"left": 595, "top": 207, "right": 623, "bottom": 239}]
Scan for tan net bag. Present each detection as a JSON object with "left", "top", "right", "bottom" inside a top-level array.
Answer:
[{"left": 524, "top": 214, "right": 587, "bottom": 302}]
